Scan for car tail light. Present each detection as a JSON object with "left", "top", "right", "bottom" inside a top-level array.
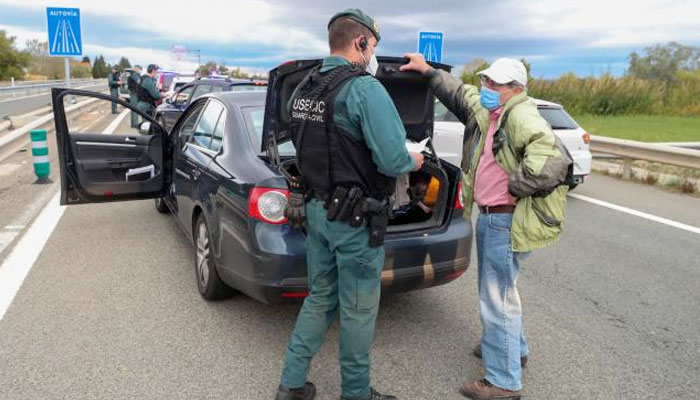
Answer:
[
  {"left": 281, "top": 291, "right": 308, "bottom": 298},
  {"left": 582, "top": 132, "right": 591, "bottom": 144},
  {"left": 249, "top": 187, "right": 289, "bottom": 224},
  {"left": 454, "top": 181, "right": 464, "bottom": 210}
]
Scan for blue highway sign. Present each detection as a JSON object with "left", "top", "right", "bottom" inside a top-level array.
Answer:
[
  {"left": 418, "top": 31, "right": 443, "bottom": 63},
  {"left": 46, "top": 7, "right": 82, "bottom": 57}
]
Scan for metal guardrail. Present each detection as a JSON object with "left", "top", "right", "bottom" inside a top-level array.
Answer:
[
  {"left": 0, "top": 79, "right": 107, "bottom": 100},
  {"left": 590, "top": 135, "right": 700, "bottom": 177}
]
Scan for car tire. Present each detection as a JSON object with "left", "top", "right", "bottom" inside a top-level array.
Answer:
[
  {"left": 154, "top": 197, "right": 169, "bottom": 214},
  {"left": 194, "top": 214, "right": 230, "bottom": 300}
]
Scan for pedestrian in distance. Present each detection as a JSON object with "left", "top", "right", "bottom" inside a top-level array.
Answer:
[{"left": 108, "top": 66, "right": 122, "bottom": 114}]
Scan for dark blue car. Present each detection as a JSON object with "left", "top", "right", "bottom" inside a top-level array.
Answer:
[
  {"left": 154, "top": 77, "right": 267, "bottom": 133},
  {"left": 51, "top": 57, "right": 471, "bottom": 304}
]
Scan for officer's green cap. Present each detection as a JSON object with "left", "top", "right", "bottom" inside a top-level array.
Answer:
[{"left": 328, "top": 8, "right": 381, "bottom": 42}]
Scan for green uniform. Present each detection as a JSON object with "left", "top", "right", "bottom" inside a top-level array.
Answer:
[
  {"left": 107, "top": 72, "right": 120, "bottom": 114},
  {"left": 136, "top": 75, "right": 161, "bottom": 117},
  {"left": 128, "top": 72, "right": 141, "bottom": 127},
  {"left": 280, "top": 56, "right": 414, "bottom": 399}
]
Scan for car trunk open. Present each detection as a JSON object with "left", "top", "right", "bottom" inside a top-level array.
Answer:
[{"left": 263, "top": 56, "right": 455, "bottom": 233}]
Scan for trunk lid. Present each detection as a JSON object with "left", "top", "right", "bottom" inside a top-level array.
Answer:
[{"left": 261, "top": 56, "right": 452, "bottom": 155}]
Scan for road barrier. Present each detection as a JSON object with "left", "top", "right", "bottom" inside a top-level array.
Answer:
[
  {"left": 590, "top": 135, "right": 700, "bottom": 178},
  {"left": 30, "top": 129, "right": 50, "bottom": 183},
  {"left": 0, "top": 78, "right": 106, "bottom": 100}
]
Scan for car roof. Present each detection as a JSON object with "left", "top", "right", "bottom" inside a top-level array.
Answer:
[{"left": 533, "top": 98, "right": 563, "bottom": 108}]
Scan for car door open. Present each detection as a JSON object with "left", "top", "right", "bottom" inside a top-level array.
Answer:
[{"left": 52, "top": 88, "right": 170, "bottom": 205}]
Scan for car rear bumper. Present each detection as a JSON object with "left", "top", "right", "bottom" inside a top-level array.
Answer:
[
  {"left": 222, "top": 215, "right": 472, "bottom": 304},
  {"left": 571, "top": 149, "right": 592, "bottom": 176}
]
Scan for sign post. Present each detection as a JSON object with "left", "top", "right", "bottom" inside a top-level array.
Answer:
[
  {"left": 417, "top": 31, "right": 444, "bottom": 63},
  {"left": 46, "top": 7, "right": 82, "bottom": 91}
]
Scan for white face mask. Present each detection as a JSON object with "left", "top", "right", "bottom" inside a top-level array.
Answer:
[{"left": 365, "top": 53, "right": 378, "bottom": 76}]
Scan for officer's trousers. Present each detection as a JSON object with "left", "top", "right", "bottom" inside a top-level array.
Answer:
[
  {"left": 110, "top": 89, "right": 119, "bottom": 113},
  {"left": 281, "top": 199, "right": 384, "bottom": 400},
  {"left": 129, "top": 92, "right": 139, "bottom": 127}
]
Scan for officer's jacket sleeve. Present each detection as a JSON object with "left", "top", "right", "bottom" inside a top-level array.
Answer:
[
  {"left": 427, "top": 69, "right": 481, "bottom": 125},
  {"left": 144, "top": 78, "right": 162, "bottom": 100},
  {"left": 349, "top": 78, "right": 415, "bottom": 177}
]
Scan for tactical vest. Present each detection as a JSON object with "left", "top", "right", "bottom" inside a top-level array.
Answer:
[
  {"left": 136, "top": 75, "right": 156, "bottom": 106},
  {"left": 290, "top": 64, "right": 395, "bottom": 200}
]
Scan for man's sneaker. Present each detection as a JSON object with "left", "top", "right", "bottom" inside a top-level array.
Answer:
[
  {"left": 340, "top": 387, "right": 398, "bottom": 400},
  {"left": 459, "top": 379, "right": 521, "bottom": 400},
  {"left": 473, "top": 343, "right": 528, "bottom": 367},
  {"left": 275, "top": 382, "right": 316, "bottom": 400}
]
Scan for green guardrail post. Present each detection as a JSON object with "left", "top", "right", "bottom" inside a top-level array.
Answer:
[{"left": 30, "top": 129, "right": 51, "bottom": 184}]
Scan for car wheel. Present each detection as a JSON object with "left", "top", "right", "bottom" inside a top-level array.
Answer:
[
  {"left": 194, "top": 214, "right": 230, "bottom": 300},
  {"left": 154, "top": 197, "right": 169, "bottom": 214}
]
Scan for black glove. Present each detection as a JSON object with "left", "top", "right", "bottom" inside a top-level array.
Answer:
[{"left": 285, "top": 191, "right": 307, "bottom": 229}]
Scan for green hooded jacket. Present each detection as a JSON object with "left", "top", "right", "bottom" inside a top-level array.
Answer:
[{"left": 428, "top": 69, "right": 569, "bottom": 252}]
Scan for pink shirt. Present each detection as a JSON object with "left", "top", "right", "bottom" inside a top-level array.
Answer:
[{"left": 474, "top": 107, "right": 516, "bottom": 207}]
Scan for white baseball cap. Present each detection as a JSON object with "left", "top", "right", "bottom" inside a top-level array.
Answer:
[{"left": 477, "top": 58, "right": 528, "bottom": 87}]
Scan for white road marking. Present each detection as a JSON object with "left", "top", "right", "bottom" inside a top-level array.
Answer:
[
  {"left": 0, "top": 104, "right": 124, "bottom": 320},
  {"left": 0, "top": 191, "right": 65, "bottom": 321},
  {"left": 0, "top": 185, "right": 58, "bottom": 255},
  {"left": 568, "top": 193, "right": 700, "bottom": 235},
  {"left": 103, "top": 108, "right": 130, "bottom": 135}
]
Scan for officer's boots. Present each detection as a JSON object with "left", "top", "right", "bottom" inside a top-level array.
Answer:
[
  {"left": 275, "top": 382, "right": 316, "bottom": 400},
  {"left": 341, "top": 387, "right": 398, "bottom": 400}
]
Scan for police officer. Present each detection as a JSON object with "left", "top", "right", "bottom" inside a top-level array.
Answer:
[
  {"left": 275, "top": 9, "right": 423, "bottom": 400},
  {"left": 136, "top": 64, "right": 162, "bottom": 117},
  {"left": 107, "top": 66, "right": 122, "bottom": 114},
  {"left": 128, "top": 65, "right": 142, "bottom": 127}
]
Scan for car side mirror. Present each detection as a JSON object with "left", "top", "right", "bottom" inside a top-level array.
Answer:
[{"left": 138, "top": 121, "right": 152, "bottom": 135}]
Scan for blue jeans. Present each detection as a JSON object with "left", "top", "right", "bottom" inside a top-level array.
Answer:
[{"left": 476, "top": 212, "right": 529, "bottom": 391}]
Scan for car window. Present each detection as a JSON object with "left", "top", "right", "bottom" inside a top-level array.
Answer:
[
  {"left": 192, "top": 84, "right": 212, "bottom": 100},
  {"left": 230, "top": 84, "right": 267, "bottom": 92},
  {"left": 434, "top": 100, "right": 459, "bottom": 122},
  {"left": 163, "top": 74, "right": 176, "bottom": 89},
  {"left": 243, "top": 106, "right": 295, "bottom": 155},
  {"left": 191, "top": 100, "right": 225, "bottom": 149},
  {"left": 210, "top": 110, "right": 225, "bottom": 152},
  {"left": 175, "top": 85, "right": 194, "bottom": 104},
  {"left": 538, "top": 107, "right": 579, "bottom": 130},
  {"left": 210, "top": 85, "right": 224, "bottom": 93},
  {"left": 178, "top": 103, "right": 205, "bottom": 145}
]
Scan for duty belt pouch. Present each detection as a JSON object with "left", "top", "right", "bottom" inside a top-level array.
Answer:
[
  {"left": 335, "top": 187, "right": 362, "bottom": 223},
  {"left": 369, "top": 212, "right": 388, "bottom": 247},
  {"left": 326, "top": 186, "right": 349, "bottom": 221}
]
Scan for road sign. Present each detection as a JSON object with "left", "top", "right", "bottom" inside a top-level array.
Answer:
[
  {"left": 418, "top": 31, "right": 443, "bottom": 63},
  {"left": 46, "top": 7, "right": 82, "bottom": 57}
]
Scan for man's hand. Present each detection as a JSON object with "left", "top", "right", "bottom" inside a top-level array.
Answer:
[
  {"left": 400, "top": 53, "right": 431, "bottom": 75},
  {"left": 410, "top": 152, "right": 424, "bottom": 171}
]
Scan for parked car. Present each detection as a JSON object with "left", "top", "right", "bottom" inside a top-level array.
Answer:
[
  {"left": 154, "top": 77, "right": 267, "bottom": 132},
  {"left": 433, "top": 98, "right": 592, "bottom": 188},
  {"left": 51, "top": 57, "right": 470, "bottom": 304},
  {"left": 164, "top": 74, "right": 197, "bottom": 100},
  {"left": 154, "top": 70, "right": 179, "bottom": 92}
]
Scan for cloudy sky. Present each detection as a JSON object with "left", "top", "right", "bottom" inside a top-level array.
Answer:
[{"left": 1, "top": 0, "right": 699, "bottom": 78}]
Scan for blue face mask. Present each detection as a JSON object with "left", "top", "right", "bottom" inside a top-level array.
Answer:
[{"left": 480, "top": 86, "right": 501, "bottom": 110}]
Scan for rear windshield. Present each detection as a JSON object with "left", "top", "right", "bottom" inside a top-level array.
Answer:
[
  {"left": 243, "top": 106, "right": 295, "bottom": 155},
  {"left": 230, "top": 84, "right": 268, "bottom": 92},
  {"left": 434, "top": 100, "right": 460, "bottom": 122},
  {"left": 537, "top": 107, "right": 579, "bottom": 129}
]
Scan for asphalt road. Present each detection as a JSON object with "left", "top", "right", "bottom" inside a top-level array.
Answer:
[{"left": 0, "top": 108, "right": 699, "bottom": 399}]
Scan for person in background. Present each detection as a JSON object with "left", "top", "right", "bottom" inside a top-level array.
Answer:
[
  {"left": 108, "top": 66, "right": 122, "bottom": 114},
  {"left": 128, "top": 65, "right": 142, "bottom": 127}
]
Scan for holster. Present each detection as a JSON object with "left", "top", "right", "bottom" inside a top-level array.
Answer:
[{"left": 364, "top": 197, "right": 389, "bottom": 248}]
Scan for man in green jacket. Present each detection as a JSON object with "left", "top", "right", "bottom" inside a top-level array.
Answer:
[
  {"left": 401, "top": 54, "right": 571, "bottom": 400},
  {"left": 107, "top": 66, "right": 122, "bottom": 114},
  {"left": 275, "top": 9, "right": 423, "bottom": 400},
  {"left": 128, "top": 65, "right": 142, "bottom": 127},
  {"left": 136, "top": 64, "right": 162, "bottom": 117}
]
